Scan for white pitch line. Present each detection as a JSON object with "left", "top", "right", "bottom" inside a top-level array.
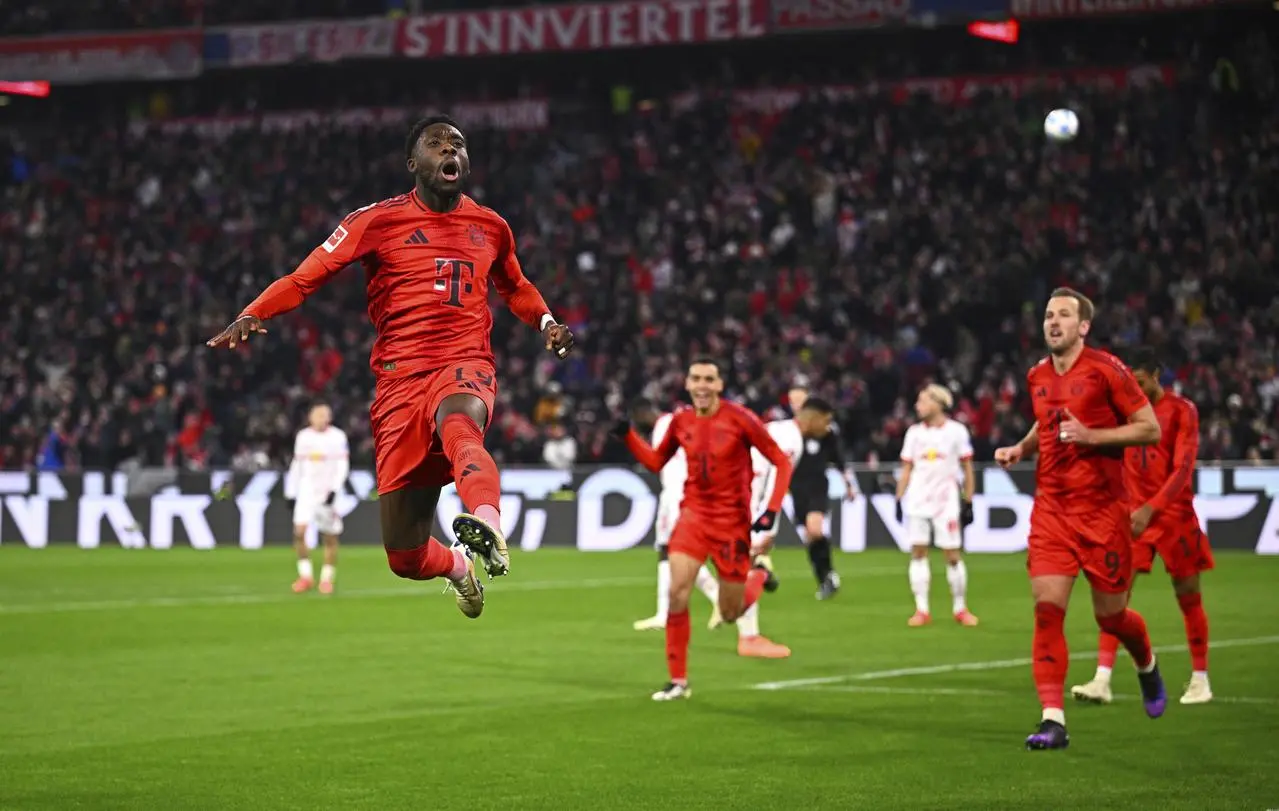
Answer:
[
  {"left": 790, "top": 684, "right": 1279, "bottom": 706},
  {"left": 752, "top": 635, "right": 1279, "bottom": 691},
  {"left": 812, "top": 685, "right": 1010, "bottom": 698},
  {"left": 0, "top": 575, "right": 654, "bottom": 615},
  {"left": 0, "top": 561, "right": 922, "bottom": 616}
]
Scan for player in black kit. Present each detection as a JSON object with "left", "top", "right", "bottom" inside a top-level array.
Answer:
[{"left": 787, "top": 384, "right": 857, "bottom": 600}]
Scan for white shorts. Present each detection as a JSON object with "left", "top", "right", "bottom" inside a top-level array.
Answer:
[
  {"left": 293, "top": 498, "right": 343, "bottom": 535},
  {"left": 655, "top": 491, "right": 680, "bottom": 548},
  {"left": 906, "top": 513, "right": 961, "bottom": 550}
]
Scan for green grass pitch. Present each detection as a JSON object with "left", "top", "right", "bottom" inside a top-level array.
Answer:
[{"left": 1, "top": 547, "right": 1277, "bottom": 811}]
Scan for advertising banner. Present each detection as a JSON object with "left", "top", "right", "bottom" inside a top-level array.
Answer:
[
  {"left": 214, "top": 18, "right": 397, "bottom": 68},
  {"left": 1008, "top": 0, "right": 1216, "bottom": 19},
  {"left": 0, "top": 30, "right": 202, "bottom": 84},
  {"left": 129, "top": 98, "right": 550, "bottom": 139},
  {"left": 2, "top": 465, "right": 1276, "bottom": 554},
  {"left": 670, "top": 63, "right": 1172, "bottom": 113},
  {"left": 396, "top": 0, "right": 768, "bottom": 59},
  {"left": 770, "top": 0, "right": 913, "bottom": 32}
]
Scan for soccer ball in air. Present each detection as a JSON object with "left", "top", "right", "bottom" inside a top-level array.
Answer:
[{"left": 1044, "top": 109, "right": 1079, "bottom": 142}]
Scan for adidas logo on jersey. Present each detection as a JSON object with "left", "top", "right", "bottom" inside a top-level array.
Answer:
[{"left": 403, "top": 229, "right": 431, "bottom": 246}]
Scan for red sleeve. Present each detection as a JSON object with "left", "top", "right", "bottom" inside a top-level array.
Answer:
[
  {"left": 1148, "top": 399, "right": 1199, "bottom": 513},
  {"left": 490, "top": 216, "right": 552, "bottom": 330},
  {"left": 240, "top": 208, "right": 382, "bottom": 320},
  {"left": 624, "top": 418, "right": 680, "bottom": 474},
  {"left": 739, "top": 407, "right": 793, "bottom": 512},
  {"left": 1102, "top": 357, "right": 1150, "bottom": 419}
]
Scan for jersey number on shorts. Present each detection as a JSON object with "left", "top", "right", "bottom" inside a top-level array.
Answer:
[
  {"left": 1103, "top": 550, "right": 1121, "bottom": 578},
  {"left": 436, "top": 259, "right": 476, "bottom": 308}
]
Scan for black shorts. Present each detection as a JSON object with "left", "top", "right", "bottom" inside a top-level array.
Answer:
[{"left": 790, "top": 486, "right": 828, "bottom": 520}]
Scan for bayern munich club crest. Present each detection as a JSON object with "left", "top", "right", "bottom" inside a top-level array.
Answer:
[{"left": 468, "top": 225, "right": 486, "bottom": 247}]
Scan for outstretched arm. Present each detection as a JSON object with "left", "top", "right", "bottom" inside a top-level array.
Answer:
[
  {"left": 209, "top": 210, "right": 380, "bottom": 348},
  {"left": 624, "top": 426, "right": 680, "bottom": 474},
  {"left": 244, "top": 213, "right": 380, "bottom": 321}
]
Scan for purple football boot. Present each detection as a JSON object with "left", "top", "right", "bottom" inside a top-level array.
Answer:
[
  {"left": 1136, "top": 659, "right": 1167, "bottom": 718},
  {"left": 1025, "top": 720, "right": 1070, "bottom": 751}
]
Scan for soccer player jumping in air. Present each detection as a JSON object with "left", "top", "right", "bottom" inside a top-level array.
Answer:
[
  {"left": 994, "top": 288, "right": 1166, "bottom": 751},
  {"left": 1072, "top": 346, "right": 1214, "bottom": 706},
  {"left": 208, "top": 115, "right": 575, "bottom": 619},
  {"left": 618, "top": 358, "right": 794, "bottom": 700}
]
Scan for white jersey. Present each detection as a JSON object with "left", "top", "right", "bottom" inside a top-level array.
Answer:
[
  {"left": 900, "top": 419, "right": 972, "bottom": 518},
  {"left": 289, "top": 426, "right": 350, "bottom": 501},
  {"left": 653, "top": 412, "right": 687, "bottom": 496},
  {"left": 750, "top": 419, "right": 805, "bottom": 513}
]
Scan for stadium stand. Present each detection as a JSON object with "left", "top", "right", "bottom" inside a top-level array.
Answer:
[{"left": 1, "top": 10, "right": 1275, "bottom": 472}]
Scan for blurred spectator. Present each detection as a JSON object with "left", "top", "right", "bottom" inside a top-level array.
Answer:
[{"left": 542, "top": 423, "right": 577, "bottom": 471}]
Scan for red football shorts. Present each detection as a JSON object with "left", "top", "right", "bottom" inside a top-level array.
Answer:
[
  {"left": 1134, "top": 518, "right": 1215, "bottom": 579},
  {"left": 668, "top": 517, "right": 752, "bottom": 583},
  {"left": 370, "top": 360, "right": 497, "bottom": 494},
  {"left": 1027, "top": 500, "right": 1132, "bottom": 593}
]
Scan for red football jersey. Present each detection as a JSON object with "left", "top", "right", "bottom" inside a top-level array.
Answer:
[
  {"left": 240, "top": 191, "right": 550, "bottom": 378},
  {"left": 1124, "top": 392, "right": 1200, "bottom": 521},
  {"left": 626, "top": 401, "right": 794, "bottom": 526},
  {"left": 1027, "top": 346, "right": 1150, "bottom": 513}
]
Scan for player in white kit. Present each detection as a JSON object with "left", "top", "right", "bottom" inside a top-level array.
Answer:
[
  {"left": 895, "top": 384, "right": 979, "bottom": 626},
  {"left": 629, "top": 400, "right": 790, "bottom": 658},
  {"left": 288, "top": 404, "right": 350, "bottom": 595}
]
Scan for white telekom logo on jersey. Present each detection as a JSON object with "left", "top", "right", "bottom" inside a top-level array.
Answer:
[{"left": 322, "top": 225, "right": 349, "bottom": 253}]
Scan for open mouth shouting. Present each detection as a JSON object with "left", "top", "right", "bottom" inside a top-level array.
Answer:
[{"left": 439, "top": 158, "right": 462, "bottom": 183}]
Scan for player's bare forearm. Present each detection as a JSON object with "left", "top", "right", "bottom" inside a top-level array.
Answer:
[{"left": 961, "top": 459, "right": 975, "bottom": 502}]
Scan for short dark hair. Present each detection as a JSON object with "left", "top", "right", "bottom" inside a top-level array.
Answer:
[
  {"left": 1048, "top": 287, "right": 1096, "bottom": 322},
  {"left": 799, "top": 397, "right": 834, "bottom": 415},
  {"left": 788, "top": 382, "right": 810, "bottom": 393},
  {"left": 406, "top": 114, "right": 463, "bottom": 160},
  {"left": 688, "top": 356, "right": 722, "bottom": 375},
  {"left": 1127, "top": 346, "right": 1162, "bottom": 374}
]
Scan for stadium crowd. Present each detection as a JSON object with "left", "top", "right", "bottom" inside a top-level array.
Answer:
[
  {"left": 2, "top": 13, "right": 1275, "bottom": 473},
  {"left": 0, "top": 0, "right": 570, "bottom": 36}
]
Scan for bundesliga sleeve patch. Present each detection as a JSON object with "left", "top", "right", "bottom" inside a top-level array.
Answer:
[{"left": 322, "top": 225, "right": 350, "bottom": 254}]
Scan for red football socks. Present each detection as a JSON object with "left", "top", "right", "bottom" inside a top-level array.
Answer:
[
  {"left": 1178, "top": 592, "right": 1210, "bottom": 672},
  {"left": 743, "top": 568, "right": 768, "bottom": 610},
  {"left": 1096, "top": 608, "right": 1154, "bottom": 670},
  {"left": 666, "top": 610, "right": 690, "bottom": 682},
  {"left": 440, "top": 413, "right": 502, "bottom": 519},
  {"left": 1032, "top": 602, "right": 1068, "bottom": 711},
  {"left": 1096, "top": 631, "right": 1120, "bottom": 670},
  {"left": 386, "top": 538, "right": 457, "bottom": 580}
]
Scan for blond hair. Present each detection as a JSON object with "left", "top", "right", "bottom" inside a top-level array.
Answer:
[{"left": 922, "top": 383, "right": 954, "bottom": 410}]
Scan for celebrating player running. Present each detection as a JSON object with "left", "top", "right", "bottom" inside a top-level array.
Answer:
[
  {"left": 208, "top": 115, "right": 574, "bottom": 619},
  {"left": 994, "top": 287, "right": 1166, "bottom": 751},
  {"left": 617, "top": 357, "right": 794, "bottom": 700}
]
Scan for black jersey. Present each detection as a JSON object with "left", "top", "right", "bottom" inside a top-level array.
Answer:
[{"left": 793, "top": 424, "right": 847, "bottom": 485}]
